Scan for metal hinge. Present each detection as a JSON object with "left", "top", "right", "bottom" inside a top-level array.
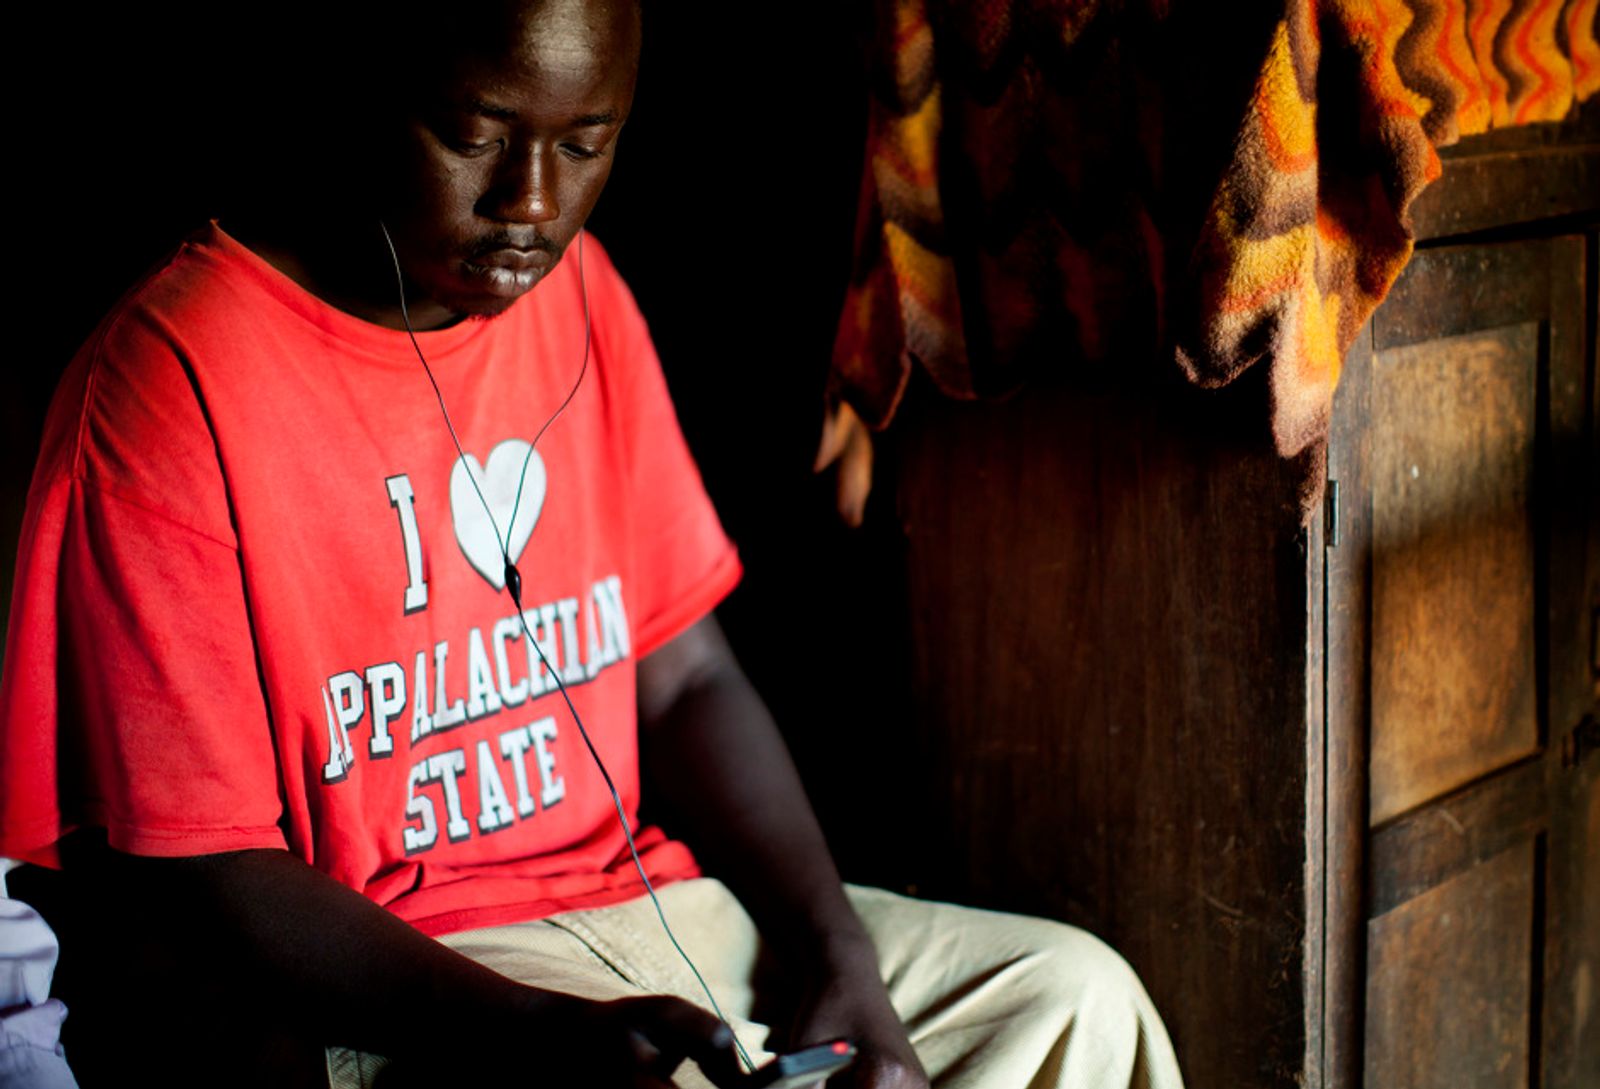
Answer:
[
  {"left": 1563, "top": 715, "right": 1600, "bottom": 769},
  {"left": 1324, "top": 479, "right": 1340, "bottom": 548},
  {"left": 1591, "top": 605, "right": 1599, "bottom": 681}
]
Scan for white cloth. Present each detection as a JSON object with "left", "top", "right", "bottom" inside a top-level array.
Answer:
[{"left": 0, "top": 887, "right": 79, "bottom": 1089}]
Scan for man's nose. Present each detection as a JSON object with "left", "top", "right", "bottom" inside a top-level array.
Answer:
[{"left": 486, "top": 146, "right": 559, "bottom": 224}]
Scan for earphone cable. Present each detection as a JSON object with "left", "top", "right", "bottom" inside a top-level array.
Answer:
[
  {"left": 511, "top": 235, "right": 588, "bottom": 531},
  {"left": 506, "top": 578, "right": 755, "bottom": 1073},
  {"left": 378, "top": 222, "right": 504, "bottom": 548},
  {"left": 378, "top": 221, "right": 755, "bottom": 1072}
]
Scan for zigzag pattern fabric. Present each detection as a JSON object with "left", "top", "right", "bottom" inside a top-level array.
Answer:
[{"left": 832, "top": 0, "right": 1598, "bottom": 486}]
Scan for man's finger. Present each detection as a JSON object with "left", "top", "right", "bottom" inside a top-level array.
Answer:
[
  {"left": 636, "top": 997, "right": 744, "bottom": 1088},
  {"left": 625, "top": 1026, "right": 670, "bottom": 1076}
]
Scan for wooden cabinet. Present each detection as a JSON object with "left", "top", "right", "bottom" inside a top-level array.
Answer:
[
  {"left": 823, "top": 112, "right": 1599, "bottom": 1089},
  {"left": 1322, "top": 230, "right": 1598, "bottom": 1088}
]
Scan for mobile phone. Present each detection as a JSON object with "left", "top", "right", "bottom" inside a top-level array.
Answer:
[{"left": 743, "top": 1040, "right": 857, "bottom": 1088}]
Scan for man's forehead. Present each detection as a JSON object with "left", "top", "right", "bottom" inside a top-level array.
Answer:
[
  {"left": 456, "top": 92, "right": 622, "bottom": 129},
  {"left": 365, "top": 0, "right": 637, "bottom": 121},
  {"left": 401, "top": 0, "right": 639, "bottom": 74}
]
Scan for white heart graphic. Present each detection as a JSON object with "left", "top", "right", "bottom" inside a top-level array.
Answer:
[{"left": 450, "top": 439, "right": 546, "bottom": 590}]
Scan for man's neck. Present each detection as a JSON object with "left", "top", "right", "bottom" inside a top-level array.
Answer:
[{"left": 223, "top": 212, "right": 463, "bottom": 332}]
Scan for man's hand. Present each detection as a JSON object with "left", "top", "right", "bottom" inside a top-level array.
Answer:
[
  {"left": 784, "top": 938, "right": 928, "bottom": 1089},
  {"left": 376, "top": 992, "right": 744, "bottom": 1089},
  {"left": 545, "top": 993, "right": 745, "bottom": 1089}
]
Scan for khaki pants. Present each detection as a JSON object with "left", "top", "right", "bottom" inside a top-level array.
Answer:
[{"left": 328, "top": 880, "right": 1183, "bottom": 1089}]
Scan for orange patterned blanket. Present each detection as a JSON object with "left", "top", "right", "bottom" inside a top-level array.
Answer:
[{"left": 829, "top": 0, "right": 1598, "bottom": 507}]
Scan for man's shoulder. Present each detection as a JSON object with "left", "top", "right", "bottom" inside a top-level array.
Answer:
[
  {"left": 70, "top": 226, "right": 258, "bottom": 436},
  {"left": 31, "top": 225, "right": 274, "bottom": 539},
  {"left": 93, "top": 224, "right": 287, "bottom": 353}
]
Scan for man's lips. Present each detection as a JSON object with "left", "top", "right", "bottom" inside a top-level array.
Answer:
[
  {"left": 460, "top": 246, "right": 556, "bottom": 298},
  {"left": 470, "top": 246, "right": 553, "bottom": 272}
]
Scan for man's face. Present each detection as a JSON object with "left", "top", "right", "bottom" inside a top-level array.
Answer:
[{"left": 380, "top": 0, "right": 640, "bottom": 323}]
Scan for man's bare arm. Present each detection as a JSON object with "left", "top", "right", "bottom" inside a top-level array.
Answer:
[
  {"left": 637, "top": 615, "right": 927, "bottom": 1089},
  {"left": 67, "top": 844, "right": 740, "bottom": 1086}
]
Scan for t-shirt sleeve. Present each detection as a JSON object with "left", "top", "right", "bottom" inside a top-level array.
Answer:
[
  {"left": 585, "top": 238, "right": 742, "bottom": 659},
  {"left": 54, "top": 480, "right": 289, "bottom": 856},
  {"left": 0, "top": 306, "right": 287, "bottom": 863}
]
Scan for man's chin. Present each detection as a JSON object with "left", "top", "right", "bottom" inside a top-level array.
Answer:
[
  {"left": 434, "top": 269, "right": 551, "bottom": 321},
  {"left": 425, "top": 286, "right": 525, "bottom": 323},
  {"left": 461, "top": 294, "right": 522, "bottom": 319}
]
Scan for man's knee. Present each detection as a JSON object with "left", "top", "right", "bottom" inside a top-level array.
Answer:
[{"left": 1009, "top": 919, "right": 1154, "bottom": 1040}]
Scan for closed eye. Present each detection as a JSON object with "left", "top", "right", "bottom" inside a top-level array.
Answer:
[
  {"left": 425, "top": 109, "right": 506, "bottom": 157},
  {"left": 450, "top": 135, "right": 506, "bottom": 157}
]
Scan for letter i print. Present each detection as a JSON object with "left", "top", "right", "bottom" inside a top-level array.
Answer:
[{"left": 387, "top": 473, "right": 428, "bottom": 614}]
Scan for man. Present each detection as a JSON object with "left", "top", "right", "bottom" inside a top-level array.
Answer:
[{"left": 0, "top": 3, "right": 1182, "bottom": 1087}]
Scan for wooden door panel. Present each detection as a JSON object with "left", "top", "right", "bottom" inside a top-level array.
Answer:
[
  {"left": 1364, "top": 841, "right": 1536, "bottom": 1089},
  {"left": 1366, "top": 754, "right": 1545, "bottom": 917},
  {"left": 1368, "top": 324, "right": 1541, "bottom": 824},
  {"left": 1328, "top": 231, "right": 1597, "bottom": 1089}
]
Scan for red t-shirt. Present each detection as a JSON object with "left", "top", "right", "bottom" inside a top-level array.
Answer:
[{"left": 0, "top": 224, "right": 741, "bottom": 936}]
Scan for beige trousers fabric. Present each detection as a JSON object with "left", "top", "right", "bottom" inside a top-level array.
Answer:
[{"left": 327, "top": 879, "right": 1184, "bottom": 1089}]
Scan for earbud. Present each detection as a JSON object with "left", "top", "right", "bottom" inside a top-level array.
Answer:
[{"left": 504, "top": 558, "right": 523, "bottom": 606}]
